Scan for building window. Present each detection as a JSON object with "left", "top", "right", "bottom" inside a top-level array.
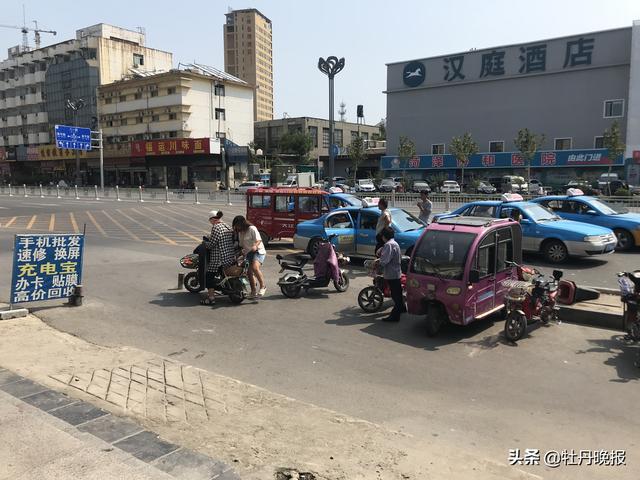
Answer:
[
  {"left": 216, "top": 132, "right": 226, "bottom": 140},
  {"left": 168, "top": 113, "right": 177, "bottom": 120},
  {"left": 167, "top": 87, "right": 176, "bottom": 95},
  {"left": 594, "top": 136, "right": 604, "bottom": 149},
  {"left": 168, "top": 131, "right": 177, "bottom": 138},
  {"left": 604, "top": 99, "right": 624, "bottom": 118},
  {"left": 215, "top": 108, "right": 226, "bottom": 120},
  {"left": 335, "top": 129, "right": 343, "bottom": 147},
  {"left": 105, "top": 97, "right": 112, "bottom": 104},
  {"left": 322, "top": 128, "right": 330, "bottom": 148},
  {"left": 151, "top": 132, "right": 161, "bottom": 139},
  {"left": 431, "top": 144, "right": 445, "bottom": 154},
  {"left": 150, "top": 90, "right": 158, "bottom": 97},
  {"left": 214, "top": 84, "right": 225, "bottom": 96},
  {"left": 308, "top": 126, "right": 318, "bottom": 148},
  {"left": 554, "top": 138, "right": 572, "bottom": 150},
  {"left": 362, "top": 132, "right": 369, "bottom": 141},
  {"left": 136, "top": 117, "right": 143, "bottom": 124},
  {"left": 134, "top": 92, "right": 142, "bottom": 100},
  {"left": 106, "top": 120, "right": 113, "bottom": 127},
  {"left": 121, "top": 118, "right": 128, "bottom": 126},
  {"left": 489, "top": 141, "right": 504, "bottom": 153},
  {"left": 133, "top": 54, "right": 144, "bottom": 67},
  {"left": 152, "top": 114, "right": 159, "bottom": 122},
  {"left": 119, "top": 95, "right": 127, "bottom": 102}
]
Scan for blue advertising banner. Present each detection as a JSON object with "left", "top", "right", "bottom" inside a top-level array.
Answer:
[
  {"left": 381, "top": 149, "right": 624, "bottom": 171},
  {"left": 10, "top": 234, "right": 85, "bottom": 304}
]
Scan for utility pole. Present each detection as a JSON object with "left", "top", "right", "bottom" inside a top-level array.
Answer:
[
  {"left": 66, "top": 98, "right": 85, "bottom": 185},
  {"left": 318, "top": 56, "right": 345, "bottom": 184}
]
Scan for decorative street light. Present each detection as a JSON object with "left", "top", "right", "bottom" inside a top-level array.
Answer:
[
  {"left": 256, "top": 148, "right": 266, "bottom": 171},
  {"left": 317, "top": 56, "right": 345, "bottom": 184},
  {"left": 66, "top": 98, "right": 85, "bottom": 185}
]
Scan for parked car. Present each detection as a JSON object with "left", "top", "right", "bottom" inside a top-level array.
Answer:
[
  {"left": 441, "top": 180, "right": 461, "bottom": 193},
  {"left": 433, "top": 195, "right": 617, "bottom": 263},
  {"left": 355, "top": 178, "right": 376, "bottom": 193},
  {"left": 334, "top": 182, "right": 354, "bottom": 193},
  {"left": 476, "top": 181, "right": 497, "bottom": 194},
  {"left": 236, "top": 181, "right": 263, "bottom": 193},
  {"left": 528, "top": 179, "right": 544, "bottom": 195},
  {"left": 411, "top": 180, "right": 431, "bottom": 193},
  {"left": 294, "top": 206, "right": 426, "bottom": 258},
  {"left": 598, "top": 173, "right": 620, "bottom": 192},
  {"left": 533, "top": 191, "right": 640, "bottom": 250},
  {"left": 378, "top": 178, "right": 397, "bottom": 192},
  {"left": 502, "top": 175, "right": 528, "bottom": 194}
]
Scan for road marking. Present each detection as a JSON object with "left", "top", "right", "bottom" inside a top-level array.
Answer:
[
  {"left": 3, "top": 216, "right": 17, "bottom": 227},
  {"left": 134, "top": 207, "right": 202, "bottom": 242},
  {"left": 148, "top": 206, "right": 206, "bottom": 233},
  {"left": 26, "top": 215, "right": 37, "bottom": 230},
  {"left": 24, "top": 203, "right": 58, "bottom": 207},
  {"left": 101, "top": 210, "right": 140, "bottom": 241},
  {"left": 48, "top": 214, "right": 55, "bottom": 232},
  {"left": 69, "top": 212, "right": 79, "bottom": 233},
  {"left": 85, "top": 211, "right": 107, "bottom": 236},
  {"left": 117, "top": 209, "right": 177, "bottom": 245}
]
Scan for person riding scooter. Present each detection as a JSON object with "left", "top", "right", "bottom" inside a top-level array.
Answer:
[{"left": 201, "top": 210, "right": 237, "bottom": 305}]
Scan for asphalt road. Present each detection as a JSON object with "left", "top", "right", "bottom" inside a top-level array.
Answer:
[{"left": 0, "top": 195, "right": 638, "bottom": 479}]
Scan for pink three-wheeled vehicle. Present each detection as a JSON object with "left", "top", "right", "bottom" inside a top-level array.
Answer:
[{"left": 406, "top": 217, "right": 523, "bottom": 336}]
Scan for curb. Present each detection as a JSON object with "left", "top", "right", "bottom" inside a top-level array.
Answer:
[{"left": 558, "top": 304, "right": 624, "bottom": 331}]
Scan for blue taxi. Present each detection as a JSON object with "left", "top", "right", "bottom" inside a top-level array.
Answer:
[
  {"left": 532, "top": 190, "right": 640, "bottom": 250},
  {"left": 433, "top": 194, "right": 617, "bottom": 263},
  {"left": 294, "top": 207, "right": 426, "bottom": 257}
]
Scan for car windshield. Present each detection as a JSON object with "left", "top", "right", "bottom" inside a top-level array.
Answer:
[
  {"left": 411, "top": 230, "right": 475, "bottom": 280},
  {"left": 340, "top": 194, "right": 365, "bottom": 207},
  {"left": 520, "top": 203, "right": 560, "bottom": 222},
  {"left": 380, "top": 179, "right": 394, "bottom": 185},
  {"left": 392, "top": 209, "right": 425, "bottom": 231},
  {"left": 587, "top": 198, "right": 628, "bottom": 215}
]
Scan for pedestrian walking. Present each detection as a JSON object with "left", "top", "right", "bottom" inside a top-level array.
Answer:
[
  {"left": 201, "top": 210, "right": 236, "bottom": 305},
  {"left": 375, "top": 198, "right": 392, "bottom": 255},
  {"left": 232, "top": 215, "right": 267, "bottom": 298},
  {"left": 417, "top": 191, "right": 432, "bottom": 224},
  {"left": 377, "top": 227, "right": 405, "bottom": 322}
]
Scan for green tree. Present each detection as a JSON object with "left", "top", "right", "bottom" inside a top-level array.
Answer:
[
  {"left": 513, "top": 128, "right": 545, "bottom": 195},
  {"left": 398, "top": 135, "right": 416, "bottom": 187},
  {"left": 603, "top": 120, "right": 625, "bottom": 196},
  {"left": 372, "top": 118, "right": 386, "bottom": 141},
  {"left": 347, "top": 134, "right": 366, "bottom": 184},
  {"left": 278, "top": 131, "right": 314, "bottom": 164},
  {"left": 449, "top": 133, "right": 478, "bottom": 193}
]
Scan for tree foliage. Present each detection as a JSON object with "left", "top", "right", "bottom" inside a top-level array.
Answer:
[
  {"left": 514, "top": 128, "right": 545, "bottom": 194},
  {"left": 398, "top": 135, "right": 416, "bottom": 159},
  {"left": 603, "top": 120, "right": 625, "bottom": 195},
  {"left": 347, "top": 134, "right": 367, "bottom": 183},
  {"left": 449, "top": 133, "right": 478, "bottom": 192},
  {"left": 278, "top": 131, "right": 314, "bottom": 164},
  {"left": 372, "top": 118, "right": 386, "bottom": 140}
]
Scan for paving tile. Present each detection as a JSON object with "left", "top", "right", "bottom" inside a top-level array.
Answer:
[
  {"left": 0, "top": 369, "right": 23, "bottom": 386},
  {"left": 154, "top": 448, "right": 228, "bottom": 480},
  {"left": 21, "top": 389, "right": 77, "bottom": 412},
  {"left": 0, "top": 378, "right": 48, "bottom": 398},
  {"left": 77, "top": 414, "right": 144, "bottom": 443},
  {"left": 214, "top": 469, "right": 241, "bottom": 480},
  {"left": 113, "top": 430, "right": 179, "bottom": 463},
  {"left": 49, "top": 400, "right": 109, "bottom": 426}
]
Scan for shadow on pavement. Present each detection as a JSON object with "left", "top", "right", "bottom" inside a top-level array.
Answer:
[
  {"left": 525, "top": 253, "right": 608, "bottom": 271},
  {"left": 327, "top": 305, "right": 500, "bottom": 351},
  {"left": 575, "top": 335, "right": 640, "bottom": 382}
]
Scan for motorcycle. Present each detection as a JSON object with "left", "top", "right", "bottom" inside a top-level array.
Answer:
[
  {"left": 276, "top": 235, "right": 350, "bottom": 298},
  {"left": 617, "top": 272, "right": 640, "bottom": 366},
  {"left": 503, "top": 262, "right": 563, "bottom": 342},
  {"left": 179, "top": 243, "right": 250, "bottom": 304},
  {"left": 357, "top": 256, "right": 410, "bottom": 313}
]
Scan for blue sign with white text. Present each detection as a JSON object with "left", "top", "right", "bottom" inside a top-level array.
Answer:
[
  {"left": 10, "top": 234, "right": 85, "bottom": 304},
  {"left": 54, "top": 125, "right": 92, "bottom": 151},
  {"left": 381, "top": 149, "right": 623, "bottom": 171}
]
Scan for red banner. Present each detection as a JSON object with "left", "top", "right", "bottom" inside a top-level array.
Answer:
[
  {"left": 131, "top": 138, "right": 212, "bottom": 157},
  {"left": 634, "top": 150, "right": 640, "bottom": 164}
]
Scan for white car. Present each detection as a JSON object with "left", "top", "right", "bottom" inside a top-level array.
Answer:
[
  {"left": 529, "top": 179, "right": 544, "bottom": 195},
  {"left": 236, "top": 181, "right": 263, "bottom": 193},
  {"left": 441, "top": 180, "right": 461, "bottom": 193},
  {"left": 355, "top": 179, "right": 376, "bottom": 193}
]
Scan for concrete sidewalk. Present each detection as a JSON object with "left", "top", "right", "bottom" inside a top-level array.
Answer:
[
  {"left": 559, "top": 293, "right": 625, "bottom": 331},
  {"left": 0, "top": 369, "right": 239, "bottom": 480},
  {"left": 0, "top": 314, "right": 539, "bottom": 480}
]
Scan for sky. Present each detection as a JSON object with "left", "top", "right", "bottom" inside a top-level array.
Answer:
[{"left": 2, "top": 0, "right": 640, "bottom": 125}]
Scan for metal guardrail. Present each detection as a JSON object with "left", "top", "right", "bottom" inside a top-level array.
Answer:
[{"left": 1, "top": 184, "right": 639, "bottom": 213}]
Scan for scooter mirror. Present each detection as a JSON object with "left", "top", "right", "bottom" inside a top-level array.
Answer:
[{"left": 553, "top": 270, "right": 563, "bottom": 280}]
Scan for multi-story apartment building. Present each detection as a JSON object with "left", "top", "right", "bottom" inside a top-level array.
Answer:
[
  {"left": 224, "top": 8, "right": 273, "bottom": 121},
  {"left": 0, "top": 24, "right": 172, "bottom": 181},
  {"left": 97, "top": 64, "right": 254, "bottom": 188}
]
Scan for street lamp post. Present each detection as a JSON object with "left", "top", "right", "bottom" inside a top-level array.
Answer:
[
  {"left": 66, "top": 98, "right": 85, "bottom": 185},
  {"left": 256, "top": 148, "right": 266, "bottom": 171},
  {"left": 317, "top": 56, "right": 345, "bottom": 185}
]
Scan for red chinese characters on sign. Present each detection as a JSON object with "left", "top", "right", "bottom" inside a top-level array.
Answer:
[
  {"left": 131, "top": 138, "right": 211, "bottom": 157},
  {"left": 408, "top": 156, "right": 420, "bottom": 168},
  {"left": 432, "top": 155, "right": 444, "bottom": 168},
  {"left": 634, "top": 150, "right": 640, "bottom": 164},
  {"left": 541, "top": 152, "right": 556, "bottom": 166},
  {"left": 482, "top": 154, "right": 495, "bottom": 167},
  {"left": 511, "top": 154, "right": 524, "bottom": 166}
]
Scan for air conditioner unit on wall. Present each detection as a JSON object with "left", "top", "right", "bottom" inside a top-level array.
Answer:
[
  {"left": 165, "top": 108, "right": 171, "bottom": 113},
  {"left": 137, "top": 87, "right": 143, "bottom": 93}
]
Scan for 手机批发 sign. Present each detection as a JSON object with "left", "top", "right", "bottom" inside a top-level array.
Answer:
[{"left": 10, "top": 234, "right": 85, "bottom": 304}]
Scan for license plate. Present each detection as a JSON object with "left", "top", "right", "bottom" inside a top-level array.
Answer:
[{"left": 605, "top": 244, "right": 615, "bottom": 252}]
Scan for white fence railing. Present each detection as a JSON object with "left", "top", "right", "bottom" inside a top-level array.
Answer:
[{"left": 1, "top": 185, "right": 639, "bottom": 214}]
